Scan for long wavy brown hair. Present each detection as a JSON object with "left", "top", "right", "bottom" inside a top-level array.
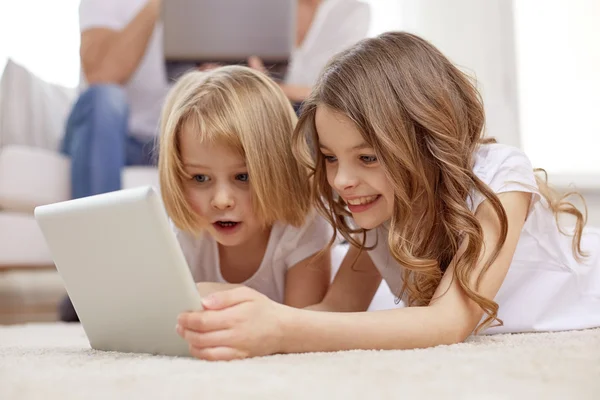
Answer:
[{"left": 292, "top": 31, "right": 587, "bottom": 331}]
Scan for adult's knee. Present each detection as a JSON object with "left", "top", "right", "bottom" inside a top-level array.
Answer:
[
  {"left": 62, "top": 84, "right": 130, "bottom": 156},
  {"left": 79, "top": 83, "right": 129, "bottom": 120}
]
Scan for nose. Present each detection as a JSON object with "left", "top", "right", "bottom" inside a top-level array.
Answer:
[
  {"left": 333, "top": 163, "right": 359, "bottom": 192},
  {"left": 210, "top": 185, "right": 235, "bottom": 210}
]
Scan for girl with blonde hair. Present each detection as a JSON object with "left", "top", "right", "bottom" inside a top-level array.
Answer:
[
  {"left": 159, "top": 66, "right": 334, "bottom": 335},
  {"left": 175, "top": 33, "right": 600, "bottom": 360}
]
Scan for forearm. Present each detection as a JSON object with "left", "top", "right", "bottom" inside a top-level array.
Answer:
[
  {"left": 280, "top": 305, "right": 467, "bottom": 353},
  {"left": 304, "top": 297, "right": 362, "bottom": 312},
  {"left": 304, "top": 302, "right": 332, "bottom": 311},
  {"left": 285, "top": 284, "right": 328, "bottom": 309},
  {"left": 84, "top": 0, "right": 161, "bottom": 84}
]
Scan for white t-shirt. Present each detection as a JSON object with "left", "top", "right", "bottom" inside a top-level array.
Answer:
[
  {"left": 364, "top": 143, "right": 600, "bottom": 333},
  {"left": 285, "top": 0, "right": 371, "bottom": 86},
  {"left": 79, "top": 0, "right": 169, "bottom": 139},
  {"left": 175, "top": 212, "right": 334, "bottom": 304}
]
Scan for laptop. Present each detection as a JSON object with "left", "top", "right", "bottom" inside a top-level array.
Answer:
[
  {"left": 35, "top": 186, "right": 203, "bottom": 357},
  {"left": 163, "top": 0, "right": 296, "bottom": 80}
]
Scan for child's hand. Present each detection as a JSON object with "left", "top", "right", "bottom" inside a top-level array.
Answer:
[
  {"left": 176, "top": 287, "right": 286, "bottom": 360},
  {"left": 195, "top": 282, "right": 242, "bottom": 297}
]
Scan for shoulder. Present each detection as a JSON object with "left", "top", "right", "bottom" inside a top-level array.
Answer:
[
  {"left": 325, "top": 0, "right": 370, "bottom": 16},
  {"left": 277, "top": 210, "right": 333, "bottom": 244},
  {"left": 273, "top": 211, "right": 335, "bottom": 267},
  {"left": 470, "top": 143, "right": 540, "bottom": 211},
  {"left": 79, "top": 0, "right": 147, "bottom": 31},
  {"left": 473, "top": 143, "right": 535, "bottom": 186},
  {"left": 313, "top": 0, "right": 370, "bottom": 31}
]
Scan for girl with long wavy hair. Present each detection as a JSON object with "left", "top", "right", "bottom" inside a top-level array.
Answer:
[{"left": 175, "top": 32, "right": 600, "bottom": 361}]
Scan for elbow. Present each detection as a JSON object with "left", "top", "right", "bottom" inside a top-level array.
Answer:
[
  {"left": 448, "top": 328, "right": 471, "bottom": 345},
  {"left": 446, "top": 322, "right": 474, "bottom": 345},
  {"left": 431, "top": 326, "right": 470, "bottom": 347},
  {"left": 429, "top": 308, "right": 475, "bottom": 346},
  {"left": 426, "top": 301, "right": 479, "bottom": 346}
]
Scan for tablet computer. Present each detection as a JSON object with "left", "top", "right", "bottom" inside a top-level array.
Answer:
[{"left": 34, "top": 186, "right": 202, "bottom": 357}]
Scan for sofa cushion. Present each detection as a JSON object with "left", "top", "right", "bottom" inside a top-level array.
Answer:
[
  {"left": 0, "top": 212, "right": 54, "bottom": 266},
  {"left": 0, "top": 145, "right": 160, "bottom": 213},
  {"left": 0, "top": 59, "right": 75, "bottom": 151},
  {"left": 0, "top": 145, "right": 70, "bottom": 213}
]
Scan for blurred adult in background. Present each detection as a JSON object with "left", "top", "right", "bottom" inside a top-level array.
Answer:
[
  {"left": 249, "top": 0, "right": 371, "bottom": 107},
  {"left": 58, "top": 0, "right": 168, "bottom": 322}
]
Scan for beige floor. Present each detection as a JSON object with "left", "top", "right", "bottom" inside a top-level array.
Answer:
[{"left": 0, "top": 323, "right": 599, "bottom": 399}]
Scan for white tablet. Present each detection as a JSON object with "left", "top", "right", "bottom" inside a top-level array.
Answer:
[{"left": 34, "top": 186, "right": 203, "bottom": 357}]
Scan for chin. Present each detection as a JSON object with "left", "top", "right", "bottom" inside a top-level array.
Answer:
[
  {"left": 215, "top": 237, "right": 244, "bottom": 248},
  {"left": 215, "top": 233, "right": 247, "bottom": 247},
  {"left": 352, "top": 215, "right": 386, "bottom": 231},
  {"left": 207, "top": 227, "right": 244, "bottom": 247}
]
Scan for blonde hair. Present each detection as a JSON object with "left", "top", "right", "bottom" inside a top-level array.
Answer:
[
  {"left": 159, "top": 66, "right": 310, "bottom": 233},
  {"left": 293, "top": 32, "right": 587, "bottom": 331}
]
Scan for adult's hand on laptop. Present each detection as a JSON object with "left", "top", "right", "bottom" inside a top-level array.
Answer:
[
  {"left": 197, "top": 63, "right": 222, "bottom": 72},
  {"left": 247, "top": 56, "right": 267, "bottom": 74}
]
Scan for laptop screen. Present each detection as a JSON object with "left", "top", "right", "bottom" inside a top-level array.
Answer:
[{"left": 163, "top": 0, "right": 296, "bottom": 81}]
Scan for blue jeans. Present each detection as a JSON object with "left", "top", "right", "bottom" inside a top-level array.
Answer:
[
  {"left": 58, "top": 84, "right": 155, "bottom": 322},
  {"left": 61, "top": 84, "right": 155, "bottom": 200}
]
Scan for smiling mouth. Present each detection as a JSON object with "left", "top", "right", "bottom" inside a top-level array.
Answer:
[{"left": 345, "top": 195, "right": 380, "bottom": 206}]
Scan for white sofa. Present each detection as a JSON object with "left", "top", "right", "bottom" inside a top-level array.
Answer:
[
  {"left": 0, "top": 60, "right": 159, "bottom": 323},
  {"left": 0, "top": 145, "right": 159, "bottom": 324}
]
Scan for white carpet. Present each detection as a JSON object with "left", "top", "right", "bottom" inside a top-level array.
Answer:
[{"left": 1, "top": 323, "right": 599, "bottom": 400}]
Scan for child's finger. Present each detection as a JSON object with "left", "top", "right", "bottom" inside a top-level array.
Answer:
[
  {"left": 189, "top": 345, "right": 247, "bottom": 361},
  {"left": 178, "top": 309, "right": 233, "bottom": 332},
  {"left": 180, "top": 327, "right": 234, "bottom": 349},
  {"left": 201, "top": 286, "right": 259, "bottom": 310}
]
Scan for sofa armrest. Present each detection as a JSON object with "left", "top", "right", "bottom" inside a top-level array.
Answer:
[{"left": 0, "top": 145, "right": 70, "bottom": 213}]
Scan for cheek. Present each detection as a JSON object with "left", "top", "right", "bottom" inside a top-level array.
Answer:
[
  {"left": 324, "top": 163, "right": 336, "bottom": 187},
  {"left": 376, "top": 172, "right": 395, "bottom": 204},
  {"left": 184, "top": 187, "right": 208, "bottom": 215},
  {"left": 239, "top": 190, "right": 254, "bottom": 212}
]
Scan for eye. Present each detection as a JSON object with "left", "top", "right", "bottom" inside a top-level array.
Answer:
[
  {"left": 235, "top": 173, "right": 249, "bottom": 182},
  {"left": 323, "top": 154, "right": 337, "bottom": 163},
  {"left": 193, "top": 174, "right": 209, "bottom": 183},
  {"left": 360, "top": 155, "right": 378, "bottom": 164}
]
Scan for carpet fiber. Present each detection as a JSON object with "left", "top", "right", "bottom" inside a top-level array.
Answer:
[{"left": 1, "top": 323, "right": 599, "bottom": 399}]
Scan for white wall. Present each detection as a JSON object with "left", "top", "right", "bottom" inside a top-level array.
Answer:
[
  {"left": 584, "top": 195, "right": 600, "bottom": 227},
  {"left": 513, "top": 0, "right": 600, "bottom": 176},
  {"left": 394, "top": 0, "right": 521, "bottom": 148},
  {"left": 0, "top": 0, "right": 80, "bottom": 88}
]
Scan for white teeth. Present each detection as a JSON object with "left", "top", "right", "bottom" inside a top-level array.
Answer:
[
  {"left": 346, "top": 195, "right": 378, "bottom": 205},
  {"left": 217, "top": 221, "right": 238, "bottom": 227}
]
